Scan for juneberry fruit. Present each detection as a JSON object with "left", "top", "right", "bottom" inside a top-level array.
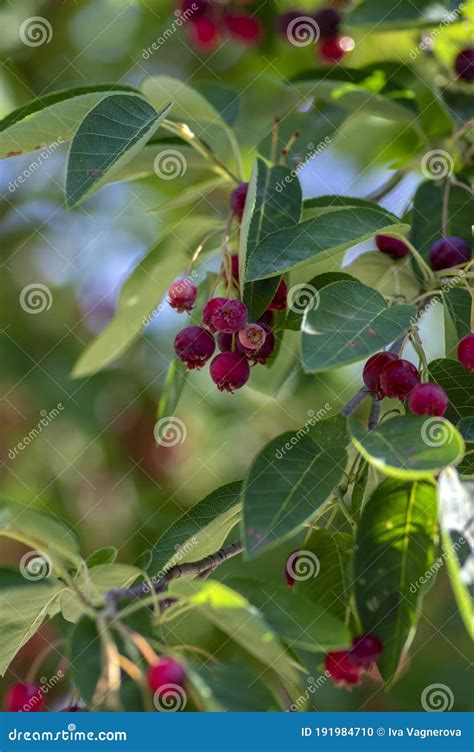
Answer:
[
  {"left": 268, "top": 279, "right": 288, "bottom": 311},
  {"left": 429, "top": 236, "right": 471, "bottom": 271},
  {"left": 363, "top": 351, "right": 398, "bottom": 399},
  {"left": 458, "top": 333, "right": 474, "bottom": 372},
  {"left": 408, "top": 383, "right": 448, "bottom": 417},
  {"left": 180, "top": 0, "right": 208, "bottom": 17},
  {"left": 375, "top": 234, "right": 409, "bottom": 259},
  {"left": 325, "top": 651, "right": 362, "bottom": 687},
  {"left": 203, "top": 297, "right": 248, "bottom": 333},
  {"left": 238, "top": 323, "right": 275, "bottom": 364},
  {"left": 319, "top": 36, "right": 352, "bottom": 63},
  {"left": 168, "top": 278, "right": 198, "bottom": 313},
  {"left": 217, "top": 332, "right": 233, "bottom": 352},
  {"left": 190, "top": 17, "right": 220, "bottom": 49},
  {"left": 277, "top": 10, "right": 304, "bottom": 36},
  {"left": 225, "top": 14, "right": 262, "bottom": 43},
  {"left": 5, "top": 682, "right": 44, "bottom": 712},
  {"left": 238, "top": 323, "right": 266, "bottom": 350},
  {"left": 148, "top": 657, "right": 186, "bottom": 696},
  {"left": 313, "top": 8, "right": 341, "bottom": 39},
  {"left": 285, "top": 550, "right": 300, "bottom": 588},
  {"left": 348, "top": 634, "right": 383, "bottom": 669},
  {"left": 379, "top": 358, "right": 420, "bottom": 399},
  {"left": 230, "top": 182, "right": 249, "bottom": 220},
  {"left": 454, "top": 47, "right": 474, "bottom": 82},
  {"left": 210, "top": 352, "right": 250, "bottom": 392},
  {"left": 174, "top": 326, "right": 215, "bottom": 369}
]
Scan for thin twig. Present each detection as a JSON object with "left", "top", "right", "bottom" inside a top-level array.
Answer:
[{"left": 340, "top": 387, "right": 369, "bottom": 417}]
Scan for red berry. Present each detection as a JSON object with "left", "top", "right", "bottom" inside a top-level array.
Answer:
[
  {"left": 148, "top": 657, "right": 186, "bottom": 695},
  {"left": 429, "top": 236, "right": 471, "bottom": 271},
  {"left": 217, "top": 332, "right": 233, "bottom": 352},
  {"left": 180, "top": 0, "right": 208, "bottom": 17},
  {"left": 174, "top": 326, "right": 215, "bottom": 369},
  {"left": 313, "top": 8, "right": 341, "bottom": 39},
  {"left": 379, "top": 358, "right": 420, "bottom": 400},
  {"left": 238, "top": 323, "right": 266, "bottom": 350},
  {"left": 268, "top": 279, "right": 287, "bottom": 311},
  {"left": 277, "top": 10, "right": 304, "bottom": 36},
  {"left": 408, "top": 383, "right": 448, "bottom": 417},
  {"left": 168, "top": 278, "right": 198, "bottom": 313},
  {"left": 225, "top": 14, "right": 262, "bottom": 43},
  {"left": 210, "top": 352, "right": 250, "bottom": 392},
  {"left": 458, "top": 333, "right": 474, "bottom": 372},
  {"left": 285, "top": 550, "right": 300, "bottom": 587},
  {"left": 325, "top": 651, "right": 362, "bottom": 687},
  {"left": 230, "top": 182, "right": 249, "bottom": 220},
  {"left": 375, "top": 234, "right": 409, "bottom": 260},
  {"left": 203, "top": 297, "right": 248, "bottom": 333},
  {"left": 455, "top": 47, "right": 474, "bottom": 82},
  {"left": 5, "top": 682, "right": 44, "bottom": 712},
  {"left": 238, "top": 323, "right": 275, "bottom": 364},
  {"left": 363, "top": 352, "right": 398, "bottom": 399},
  {"left": 348, "top": 634, "right": 383, "bottom": 669},
  {"left": 190, "top": 17, "right": 220, "bottom": 49},
  {"left": 319, "top": 35, "right": 352, "bottom": 63}
]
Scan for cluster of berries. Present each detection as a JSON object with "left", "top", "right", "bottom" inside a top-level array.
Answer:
[
  {"left": 180, "top": 0, "right": 262, "bottom": 51},
  {"left": 278, "top": 7, "right": 353, "bottom": 64},
  {"left": 375, "top": 233, "right": 471, "bottom": 271},
  {"left": 325, "top": 634, "right": 383, "bottom": 687},
  {"left": 170, "top": 182, "right": 287, "bottom": 393}
]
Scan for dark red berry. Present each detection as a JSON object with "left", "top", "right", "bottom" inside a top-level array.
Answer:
[
  {"left": 319, "top": 35, "right": 352, "bottom": 63},
  {"left": 458, "top": 333, "right": 474, "bottom": 372},
  {"left": 203, "top": 297, "right": 248, "bottom": 333},
  {"left": 237, "top": 323, "right": 275, "bottom": 364},
  {"left": 277, "top": 10, "right": 304, "bottom": 36},
  {"left": 217, "top": 332, "right": 233, "bottom": 352},
  {"left": 268, "top": 279, "right": 287, "bottom": 311},
  {"left": 313, "top": 8, "right": 341, "bottom": 39},
  {"left": 168, "top": 278, "right": 198, "bottom": 313},
  {"left": 429, "top": 236, "right": 471, "bottom": 271},
  {"left": 180, "top": 0, "right": 208, "bottom": 18},
  {"left": 325, "top": 651, "right": 362, "bottom": 687},
  {"left": 408, "top": 383, "right": 448, "bottom": 417},
  {"left": 379, "top": 358, "right": 420, "bottom": 400},
  {"left": 285, "top": 550, "right": 300, "bottom": 588},
  {"left": 225, "top": 14, "right": 262, "bottom": 43},
  {"left": 455, "top": 47, "right": 474, "bottom": 82},
  {"left": 174, "top": 326, "right": 215, "bottom": 369},
  {"left": 238, "top": 323, "right": 266, "bottom": 350},
  {"left": 363, "top": 352, "right": 398, "bottom": 399},
  {"left": 5, "top": 682, "right": 44, "bottom": 712},
  {"left": 148, "top": 657, "right": 186, "bottom": 695},
  {"left": 230, "top": 182, "right": 249, "bottom": 221},
  {"left": 210, "top": 352, "right": 250, "bottom": 392},
  {"left": 189, "top": 17, "right": 220, "bottom": 49},
  {"left": 375, "top": 234, "right": 409, "bottom": 260},
  {"left": 258, "top": 310, "right": 274, "bottom": 327},
  {"left": 348, "top": 634, "right": 383, "bottom": 669}
]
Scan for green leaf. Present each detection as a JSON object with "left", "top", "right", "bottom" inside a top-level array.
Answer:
[
  {"left": 0, "top": 499, "right": 81, "bottom": 565},
  {"left": 189, "top": 662, "right": 278, "bottom": 711},
  {"left": 347, "top": 0, "right": 462, "bottom": 28},
  {"left": 245, "top": 206, "right": 408, "bottom": 281},
  {"left": 355, "top": 478, "right": 439, "bottom": 683},
  {"left": 438, "top": 468, "right": 474, "bottom": 639},
  {"left": 155, "top": 359, "right": 188, "bottom": 438},
  {"left": 228, "top": 578, "right": 350, "bottom": 651},
  {"left": 242, "top": 417, "right": 348, "bottom": 556},
  {"left": 0, "top": 84, "right": 137, "bottom": 157},
  {"left": 70, "top": 617, "right": 102, "bottom": 705},
  {"left": 410, "top": 180, "right": 471, "bottom": 261},
  {"left": 60, "top": 564, "right": 141, "bottom": 623},
  {"left": 195, "top": 83, "right": 240, "bottom": 127},
  {"left": 429, "top": 358, "right": 474, "bottom": 423},
  {"left": 301, "top": 281, "right": 415, "bottom": 373},
  {"left": 148, "top": 481, "right": 242, "bottom": 576},
  {"left": 0, "top": 569, "right": 64, "bottom": 676},
  {"left": 240, "top": 158, "right": 302, "bottom": 320},
  {"left": 86, "top": 547, "right": 118, "bottom": 568},
  {"left": 72, "top": 216, "right": 219, "bottom": 377},
  {"left": 346, "top": 252, "right": 419, "bottom": 299},
  {"left": 66, "top": 94, "right": 171, "bottom": 207},
  {"left": 443, "top": 288, "right": 472, "bottom": 358},
  {"left": 350, "top": 415, "right": 465, "bottom": 479},
  {"left": 285, "top": 272, "right": 354, "bottom": 331},
  {"left": 295, "top": 529, "right": 353, "bottom": 622}
]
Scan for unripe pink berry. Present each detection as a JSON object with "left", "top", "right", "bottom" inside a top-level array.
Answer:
[{"left": 168, "top": 278, "right": 198, "bottom": 313}]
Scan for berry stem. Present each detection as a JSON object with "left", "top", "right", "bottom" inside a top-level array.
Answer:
[
  {"left": 392, "top": 235, "right": 436, "bottom": 285},
  {"left": 161, "top": 119, "right": 240, "bottom": 184},
  {"left": 368, "top": 398, "right": 381, "bottom": 430},
  {"left": 270, "top": 115, "right": 281, "bottom": 164},
  {"left": 366, "top": 170, "right": 405, "bottom": 202},
  {"left": 441, "top": 178, "right": 451, "bottom": 237},
  {"left": 340, "top": 386, "right": 370, "bottom": 417}
]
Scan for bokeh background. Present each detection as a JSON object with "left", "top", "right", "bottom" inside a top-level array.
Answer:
[{"left": 0, "top": 0, "right": 472, "bottom": 711}]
